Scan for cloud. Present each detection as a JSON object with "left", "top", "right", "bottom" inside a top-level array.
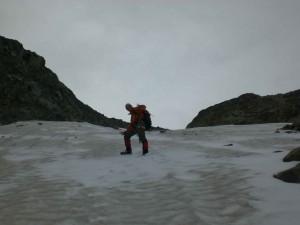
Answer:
[{"left": 1, "top": 0, "right": 300, "bottom": 129}]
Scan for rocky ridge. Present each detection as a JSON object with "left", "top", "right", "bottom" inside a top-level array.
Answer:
[
  {"left": 187, "top": 91, "right": 300, "bottom": 128},
  {"left": 0, "top": 36, "right": 128, "bottom": 128}
]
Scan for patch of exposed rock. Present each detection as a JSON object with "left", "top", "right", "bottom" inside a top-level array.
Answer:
[
  {"left": 187, "top": 91, "right": 300, "bottom": 128},
  {"left": 0, "top": 36, "right": 127, "bottom": 128},
  {"left": 281, "top": 122, "right": 300, "bottom": 132}
]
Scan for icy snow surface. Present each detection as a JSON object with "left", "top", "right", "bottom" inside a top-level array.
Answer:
[{"left": 0, "top": 121, "right": 299, "bottom": 225}]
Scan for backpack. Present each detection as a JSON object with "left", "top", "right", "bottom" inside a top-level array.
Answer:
[
  {"left": 137, "top": 104, "right": 152, "bottom": 130},
  {"left": 142, "top": 109, "right": 152, "bottom": 130}
]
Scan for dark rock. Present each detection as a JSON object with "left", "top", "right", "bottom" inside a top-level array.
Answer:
[
  {"left": 187, "top": 90, "right": 300, "bottom": 128},
  {"left": 0, "top": 36, "right": 128, "bottom": 129},
  {"left": 281, "top": 122, "right": 300, "bottom": 132},
  {"left": 282, "top": 124, "right": 294, "bottom": 130},
  {"left": 224, "top": 144, "right": 233, "bottom": 146},
  {"left": 283, "top": 147, "right": 300, "bottom": 162},
  {"left": 273, "top": 163, "right": 300, "bottom": 183}
]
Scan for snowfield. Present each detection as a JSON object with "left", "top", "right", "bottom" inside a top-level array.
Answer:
[{"left": 0, "top": 121, "right": 299, "bottom": 225}]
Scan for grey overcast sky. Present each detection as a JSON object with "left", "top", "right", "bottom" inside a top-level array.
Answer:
[{"left": 1, "top": 0, "right": 300, "bottom": 129}]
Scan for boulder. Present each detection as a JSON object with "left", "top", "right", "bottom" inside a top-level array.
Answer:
[
  {"left": 283, "top": 147, "right": 300, "bottom": 162},
  {"left": 273, "top": 164, "right": 300, "bottom": 183}
]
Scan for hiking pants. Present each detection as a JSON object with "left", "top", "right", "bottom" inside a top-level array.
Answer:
[{"left": 124, "top": 124, "right": 148, "bottom": 151}]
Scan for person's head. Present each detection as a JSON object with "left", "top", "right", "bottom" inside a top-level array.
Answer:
[{"left": 125, "top": 103, "right": 133, "bottom": 112}]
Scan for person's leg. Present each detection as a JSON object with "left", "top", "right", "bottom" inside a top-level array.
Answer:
[
  {"left": 137, "top": 128, "right": 148, "bottom": 155},
  {"left": 121, "top": 130, "right": 136, "bottom": 155}
]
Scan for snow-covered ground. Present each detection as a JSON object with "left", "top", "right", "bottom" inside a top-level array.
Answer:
[{"left": 0, "top": 121, "right": 299, "bottom": 225}]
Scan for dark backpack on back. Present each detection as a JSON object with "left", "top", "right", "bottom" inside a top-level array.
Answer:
[
  {"left": 136, "top": 104, "right": 152, "bottom": 130},
  {"left": 143, "top": 110, "right": 152, "bottom": 130}
]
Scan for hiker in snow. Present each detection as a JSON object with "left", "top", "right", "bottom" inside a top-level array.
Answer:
[{"left": 120, "top": 103, "right": 150, "bottom": 155}]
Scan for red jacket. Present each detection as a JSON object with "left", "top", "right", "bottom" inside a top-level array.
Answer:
[{"left": 126, "top": 105, "right": 146, "bottom": 133}]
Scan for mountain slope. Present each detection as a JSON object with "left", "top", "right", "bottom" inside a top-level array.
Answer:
[{"left": 0, "top": 36, "right": 127, "bottom": 128}]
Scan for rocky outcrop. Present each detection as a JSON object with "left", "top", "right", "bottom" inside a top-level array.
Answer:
[
  {"left": 187, "top": 91, "right": 300, "bottom": 128},
  {"left": 0, "top": 36, "right": 128, "bottom": 128},
  {"left": 273, "top": 147, "right": 300, "bottom": 183}
]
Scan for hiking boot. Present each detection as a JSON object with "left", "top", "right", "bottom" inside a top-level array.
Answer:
[
  {"left": 142, "top": 149, "right": 148, "bottom": 155},
  {"left": 120, "top": 148, "right": 132, "bottom": 155}
]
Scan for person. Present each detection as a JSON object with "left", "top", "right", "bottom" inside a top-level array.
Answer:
[{"left": 120, "top": 103, "right": 149, "bottom": 155}]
